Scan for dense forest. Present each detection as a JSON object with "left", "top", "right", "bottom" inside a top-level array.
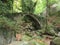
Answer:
[{"left": 0, "top": 0, "right": 60, "bottom": 45}]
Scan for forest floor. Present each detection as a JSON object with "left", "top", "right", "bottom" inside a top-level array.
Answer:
[{"left": 8, "top": 34, "right": 52, "bottom": 45}]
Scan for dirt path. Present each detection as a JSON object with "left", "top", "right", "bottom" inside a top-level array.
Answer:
[{"left": 42, "top": 35, "right": 53, "bottom": 45}]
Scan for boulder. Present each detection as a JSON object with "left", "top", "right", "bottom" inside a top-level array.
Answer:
[{"left": 50, "top": 37, "right": 60, "bottom": 45}]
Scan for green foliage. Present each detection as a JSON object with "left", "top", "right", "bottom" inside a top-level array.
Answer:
[
  {"left": 52, "top": 37, "right": 60, "bottom": 45},
  {"left": 0, "top": 0, "right": 13, "bottom": 14},
  {"left": 34, "top": 0, "right": 46, "bottom": 14},
  {"left": 13, "top": 0, "right": 46, "bottom": 14},
  {"left": 48, "top": 0, "right": 59, "bottom": 5},
  {"left": 13, "top": 0, "right": 22, "bottom": 13},
  {"left": 0, "top": 15, "right": 15, "bottom": 30},
  {"left": 0, "top": 0, "right": 60, "bottom": 45},
  {"left": 13, "top": 0, "right": 60, "bottom": 15},
  {"left": 21, "top": 0, "right": 35, "bottom": 13}
]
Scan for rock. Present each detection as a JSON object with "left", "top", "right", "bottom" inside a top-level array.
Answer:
[
  {"left": 8, "top": 41, "right": 29, "bottom": 45},
  {"left": 58, "top": 32, "right": 60, "bottom": 37},
  {"left": 0, "top": 35, "right": 4, "bottom": 45},
  {"left": 50, "top": 37, "right": 60, "bottom": 45}
]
